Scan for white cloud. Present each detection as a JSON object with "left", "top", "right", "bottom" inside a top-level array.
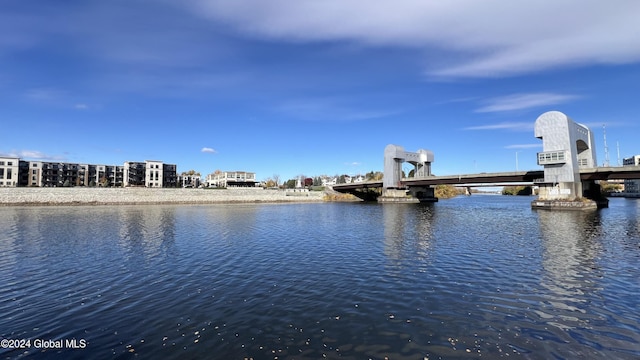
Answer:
[
  {"left": 187, "top": 0, "right": 640, "bottom": 78},
  {"left": 74, "top": 103, "right": 89, "bottom": 110},
  {"left": 201, "top": 147, "right": 217, "bottom": 153},
  {"left": 1, "top": 150, "right": 65, "bottom": 161},
  {"left": 476, "top": 93, "right": 581, "bottom": 113},
  {"left": 464, "top": 122, "right": 533, "bottom": 131}
]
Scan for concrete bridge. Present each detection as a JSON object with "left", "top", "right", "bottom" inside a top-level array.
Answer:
[{"left": 333, "top": 111, "right": 640, "bottom": 209}]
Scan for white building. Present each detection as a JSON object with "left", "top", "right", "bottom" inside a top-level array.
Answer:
[
  {"left": 0, "top": 157, "right": 19, "bottom": 187},
  {"left": 206, "top": 171, "right": 257, "bottom": 188},
  {"left": 145, "top": 160, "right": 164, "bottom": 188},
  {"left": 124, "top": 160, "right": 177, "bottom": 187},
  {"left": 623, "top": 155, "right": 640, "bottom": 195},
  {"left": 321, "top": 177, "right": 337, "bottom": 186}
]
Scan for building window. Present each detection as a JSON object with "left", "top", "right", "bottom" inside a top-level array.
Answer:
[
  {"left": 0, "top": 161, "right": 4, "bottom": 166},
  {"left": 538, "top": 151, "right": 567, "bottom": 165},
  {"left": 7, "top": 162, "right": 12, "bottom": 166}
]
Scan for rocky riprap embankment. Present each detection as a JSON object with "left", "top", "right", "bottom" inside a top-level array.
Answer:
[{"left": 0, "top": 187, "right": 325, "bottom": 206}]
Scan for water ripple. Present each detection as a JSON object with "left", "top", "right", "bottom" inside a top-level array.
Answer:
[{"left": 1, "top": 200, "right": 640, "bottom": 359}]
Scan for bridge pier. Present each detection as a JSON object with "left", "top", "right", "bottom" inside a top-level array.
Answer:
[
  {"left": 380, "top": 145, "right": 437, "bottom": 203},
  {"left": 531, "top": 111, "right": 608, "bottom": 210},
  {"left": 378, "top": 186, "right": 437, "bottom": 203}
]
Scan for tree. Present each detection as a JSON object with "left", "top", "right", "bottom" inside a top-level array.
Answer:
[
  {"left": 272, "top": 174, "right": 281, "bottom": 187},
  {"left": 304, "top": 178, "right": 313, "bottom": 187},
  {"left": 99, "top": 177, "right": 109, "bottom": 187},
  {"left": 181, "top": 169, "right": 201, "bottom": 177},
  {"left": 502, "top": 186, "right": 532, "bottom": 196},
  {"left": 366, "top": 171, "right": 383, "bottom": 181}
]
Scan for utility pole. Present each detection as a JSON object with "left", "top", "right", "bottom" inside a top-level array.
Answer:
[
  {"left": 515, "top": 151, "right": 519, "bottom": 171},
  {"left": 617, "top": 141, "right": 621, "bottom": 166}
]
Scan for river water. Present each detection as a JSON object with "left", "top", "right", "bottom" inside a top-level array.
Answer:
[{"left": 1, "top": 196, "right": 639, "bottom": 359}]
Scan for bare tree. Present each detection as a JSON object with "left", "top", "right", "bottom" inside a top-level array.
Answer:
[{"left": 272, "top": 174, "right": 280, "bottom": 187}]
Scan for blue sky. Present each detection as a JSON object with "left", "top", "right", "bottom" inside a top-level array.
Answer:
[{"left": 2, "top": 0, "right": 639, "bottom": 182}]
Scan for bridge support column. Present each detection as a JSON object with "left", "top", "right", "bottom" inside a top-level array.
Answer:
[
  {"left": 531, "top": 111, "right": 608, "bottom": 210},
  {"left": 378, "top": 186, "right": 437, "bottom": 203},
  {"left": 380, "top": 145, "right": 437, "bottom": 203}
]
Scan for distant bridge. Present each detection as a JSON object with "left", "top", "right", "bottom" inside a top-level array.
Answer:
[
  {"left": 333, "top": 166, "right": 640, "bottom": 193},
  {"left": 333, "top": 111, "right": 640, "bottom": 208}
]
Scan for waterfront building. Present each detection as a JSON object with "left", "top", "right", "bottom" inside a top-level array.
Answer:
[
  {"left": 179, "top": 174, "right": 201, "bottom": 188},
  {"left": 1, "top": 157, "right": 176, "bottom": 188},
  {"left": 623, "top": 155, "right": 640, "bottom": 195},
  {"left": 0, "top": 157, "right": 19, "bottom": 187},
  {"left": 123, "top": 160, "right": 177, "bottom": 188},
  {"left": 206, "top": 171, "right": 257, "bottom": 188},
  {"left": 17, "top": 162, "right": 125, "bottom": 187},
  {"left": 124, "top": 161, "right": 146, "bottom": 187}
]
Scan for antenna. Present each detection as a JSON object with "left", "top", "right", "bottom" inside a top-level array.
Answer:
[
  {"left": 603, "top": 124, "right": 610, "bottom": 167},
  {"left": 617, "top": 141, "right": 621, "bottom": 166}
]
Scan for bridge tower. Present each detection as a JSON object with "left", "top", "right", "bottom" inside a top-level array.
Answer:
[
  {"left": 532, "top": 111, "right": 608, "bottom": 209},
  {"left": 381, "top": 144, "right": 436, "bottom": 202}
]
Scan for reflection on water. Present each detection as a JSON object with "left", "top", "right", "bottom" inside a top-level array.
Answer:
[
  {"left": 0, "top": 199, "right": 639, "bottom": 359},
  {"left": 382, "top": 204, "right": 434, "bottom": 262},
  {"left": 538, "top": 210, "right": 603, "bottom": 296},
  {"left": 117, "top": 207, "right": 177, "bottom": 260},
  {"left": 537, "top": 210, "right": 604, "bottom": 331}
]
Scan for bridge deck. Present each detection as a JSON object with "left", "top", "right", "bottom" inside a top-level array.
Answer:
[{"left": 332, "top": 166, "right": 640, "bottom": 192}]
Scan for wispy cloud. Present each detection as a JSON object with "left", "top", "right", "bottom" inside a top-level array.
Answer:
[
  {"left": 276, "top": 98, "right": 399, "bottom": 122},
  {"left": 476, "top": 93, "right": 581, "bottom": 113},
  {"left": 24, "top": 88, "right": 67, "bottom": 103},
  {"left": 1, "top": 150, "right": 66, "bottom": 161},
  {"left": 464, "top": 122, "right": 533, "bottom": 131},
  {"left": 187, "top": 0, "right": 640, "bottom": 78},
  {"left": 201, "top": 147, "right": 217, "bottom": 154},
  {"left": 504, "top": 144, "right": 542, "bottom": 149}
]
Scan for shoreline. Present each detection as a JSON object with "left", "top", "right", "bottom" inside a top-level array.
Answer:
[{"left": 0, "top": 187, "right": 326, "bottom": 206}]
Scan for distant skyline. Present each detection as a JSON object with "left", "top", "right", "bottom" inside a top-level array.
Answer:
[{"left": 2, "top": 1, "right": 639, "bottom": 182}]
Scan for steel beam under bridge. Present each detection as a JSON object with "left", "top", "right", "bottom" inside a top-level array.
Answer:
[
  {"left": 403, "top": 171, "right": 543, "bottom": 186},
  {"left": 332, "top": 170, "right": 542, "bottom": 192}
]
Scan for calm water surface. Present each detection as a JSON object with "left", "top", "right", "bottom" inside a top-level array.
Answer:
[{"left": 1, "top": 196, "right": 639, "bottom": 359}]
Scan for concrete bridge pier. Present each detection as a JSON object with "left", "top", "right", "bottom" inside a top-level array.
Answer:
[
  {"left": 378, "top": 144, "right": 437, "bottom": 203},
  {"left": 531, "top": 111, "right": 608, "bottom": 210}
]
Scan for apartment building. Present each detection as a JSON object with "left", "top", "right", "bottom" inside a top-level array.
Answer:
[
  {"left": 623, "top": 155, "right": 640, "bottom": 195},
  {"left": 123, "top": 160, "right": 177, "bottom": 188},
  {"left": 0, "top": 156, "right": 176, "bottom": 188},
  {"left": 206, "top": 171, "right": 257, "bottom": 188},
  {"left": 0, "top": 157, "right": 19, "bottom": 187},
  {"left": 179, "top": 174, "right": 202, "bottom": 188}
]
